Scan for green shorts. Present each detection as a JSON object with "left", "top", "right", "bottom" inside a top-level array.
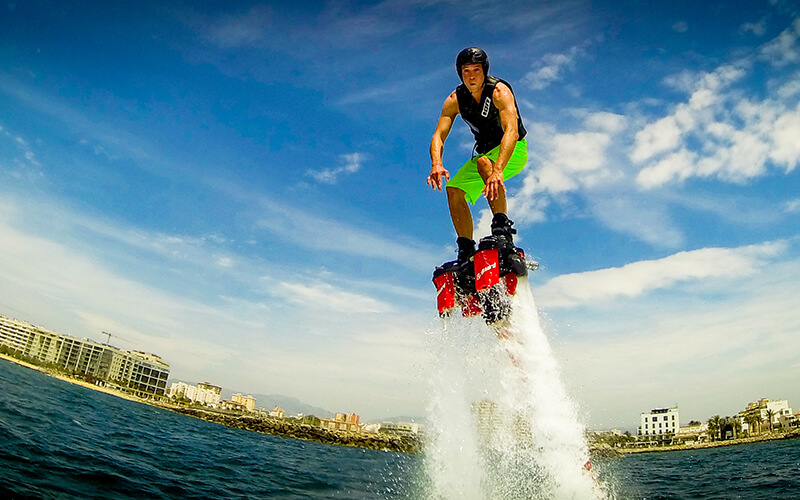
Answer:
[{"left": 447, "top": 139, "right": 527, "bottom": 205}]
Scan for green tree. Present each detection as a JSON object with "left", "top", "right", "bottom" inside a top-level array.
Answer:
[
  {"left": 707, "top": 415, "right": 723, "bottom": 441},
  {"left": 744, "top": 413, "right": 760, "bottom": 436},
  {"left": 765, "top": 409, "right": 775, "bottom": 432}
]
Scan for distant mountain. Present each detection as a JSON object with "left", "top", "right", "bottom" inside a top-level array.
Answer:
[{"left": 250, "top": 394, "right": 334, "bottom": 418}]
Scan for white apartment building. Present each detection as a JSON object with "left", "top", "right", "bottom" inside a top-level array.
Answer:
[
  {"left": 0, "top": 315, "right": 169, "bottom": 396},
  {"left": 167, "top": 381, "right": 197, "bottom": 401},
  {"left": 168, "top": 381, "right": 222, "bottom": 406},
  {"left": 639, "top": 407, "right": 680, "bottom": 437}
]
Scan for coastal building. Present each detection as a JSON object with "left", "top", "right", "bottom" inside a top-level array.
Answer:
[
  {"left": 232, "top": 393, "right": 256, "bottom": 411},
  {"left": 777, "top": 411, "right": 799, "bottom": 430},
  {"left": 320, "top": 413, "right": 360, "bottom": 432},
  {"left": 167, "top": 380, "right": 222, "bottom": 406},
  {"left": 379, "top": 421, "right": 421, "bottom": 437},
  {"left": 739, "top": 399, "right": 794, "bottom": 433},
  {"left": 168, "top": 381, "right": 197, "bottom": 401},
  {"left": 220, "top": 399, "right": 247, "bottom": 411},
  {"left": 269, "top": 406, "right": 286, "bottom": 418},
  {"left": 106, "top": 350, "right": 169, "bottom": 398},
  {"left": 638, "top": 407, "right": 680, "bottom": 439},
  {"left": 0, "top": 315, "right": 169, "bottom": 397},
  {"left": 195, "top": 382, "right": 222, "bottom": 406},
  {"left": 673, "top": 422, "right": 708, "bottom": 445}
]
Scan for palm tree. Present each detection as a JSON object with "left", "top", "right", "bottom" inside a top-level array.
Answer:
[
  {"left": 765, "top": 409, "right": 775, "bottom": 432},
  {"left": 744, "top": 413, "right": 760, "bottom": 436},
  {"left": 726, "top": 416, "right": 741, "bottom": 439},
  {"left": 707, "top": 415, "right": 723, "bottom": 441}
]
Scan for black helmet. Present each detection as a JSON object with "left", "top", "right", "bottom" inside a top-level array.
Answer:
[{"left": 456, "top": 47, "right": 489, "bottom": 79}]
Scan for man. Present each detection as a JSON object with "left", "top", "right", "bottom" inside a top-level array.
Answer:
[{"left": 427, "top": 47, "right": 528, "bottom": 263}]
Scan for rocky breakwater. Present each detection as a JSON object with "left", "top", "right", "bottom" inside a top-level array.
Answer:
[{"left": 170, "top": 407, "right": 421, "bottom": 454}]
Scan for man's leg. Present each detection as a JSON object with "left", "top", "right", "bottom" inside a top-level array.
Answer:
[
  {"left": 476, "top": 156, "right": 516, "bottom": 245},
  {"left": 476, "top": 156, "right": 507, "bottom": 214},
  {"left": 446, "top": 186, "right": 473, "bottom": 239},
  {"left": 446, "top": 186, "right": 477, "bottom": 261}
]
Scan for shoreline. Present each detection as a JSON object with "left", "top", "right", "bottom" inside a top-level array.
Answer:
[
  {"left": 5, "top": 354, "right": 795, "bottom": 457},
  {"left": 0, "top": 354, "right": 419, "bottom": 453},
  {"left": 616, "top": 430, "right": 800, "bottom": 455}
]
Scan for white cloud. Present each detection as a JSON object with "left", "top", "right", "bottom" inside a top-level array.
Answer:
[
  {"left": 524, "top": 45, "right": 585, "bottom": 91},
  {"left": 523, "top": 112, "right": 623, "bottom": 197},
  {"left": 198, "top": 5, "right": 273, "bottom": 49},
  {"left": 636, "top": 148, "right": 697, "bottom": 189},
  {"left": 535, "top": 241, "right": 786, "bottom": 309},
  {"left": 740, "top": 18, "right": 767, "bottom": 36},
  {"left": 776, "top": 72, "right": 800, "bottom": 98},
  {"left": 253, "top": 195, "right": 442, "bottom": 270},
  {"left": 769, "top": 102, "right": 800, "bottom": 169},
  {"left": 215, "top": 256, "right": 234, "bottom": 268},
  {"left": 630, "top": 116, "right": 683, "bottom": 163},
  {"left": 627, "top": 27, "right": 800, "bottom": 190},
  {"left": 306, "top": 152, "right": 367, "bottom": 184},
  {"left": 783, "top": 199, "right": 800, "bottom": 213},
  {"left": 583, "top": 111, "right": 627, "bottom": 134},
  {"left": 274, "top": 281, "right": 392, "bottom": 314},
  {"left": 0, "top": 195, "right": 431, "bottom": 419},
  {"left": 672, "top": 21, "right": 688, "bottom": 33},
  {"left": 553, "top": 252, "right": 800, "bottom": 428},
  {"left": 758, "top": 19, "right": 800, "bottom": 66},
  {"left": 590, "top": 195, "right": 686, "bottom": 248}
]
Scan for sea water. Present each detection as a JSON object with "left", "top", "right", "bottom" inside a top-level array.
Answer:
[
  {"left": 0, "top": 360, "right": 420, "bottom": 499},
  {"left": 2, "top": 316, "right": 800, "bottom": 498}
]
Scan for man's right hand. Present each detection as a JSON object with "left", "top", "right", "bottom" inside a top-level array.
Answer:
[{"left": 427, "top": 164, "right": 450, "bottom": 191}]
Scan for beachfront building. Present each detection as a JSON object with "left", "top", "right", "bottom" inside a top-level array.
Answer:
[
  {"left": 379, "top": 421, "right": 421, "bottom": 437},
  {"left": 673, "top": 422, "right": 709, "bottom": 445},
  {"left": 0, "top": 315, "right": 169, "bottom": 397},
  {"left": 196, "top": 382, "right": 222, "bottom": 406},
  {"left": 320, "top": 413, "right": 361, "bottom": 432},
  {"left": 269, "top": 406, "right": 286, "bottom": 418},
  {"left": 739, "top": 399, "right": 794, "bottom": 433},
  {"left": 168, "top": 381, "right": 197, "bottom": 401},
  {"left": 106, "top": 350, "right": 169, "bottom": 397},
  {"left": 638, "top": 407, "right": 680, "bottom": 440},
  {"left": 231, "top": 393, "right": 256, "bottom": 411},
  {"left": 167, "top": 380, "right": 222, "bottom": 406}
]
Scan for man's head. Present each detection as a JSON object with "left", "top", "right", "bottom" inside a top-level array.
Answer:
[{"left": 456, "top": 47, "right": 489, "bottom": 87}]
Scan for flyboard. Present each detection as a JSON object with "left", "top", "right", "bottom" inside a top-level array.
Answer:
[{"left": 432, "top": 233, "right": 537, "bottom": 324}]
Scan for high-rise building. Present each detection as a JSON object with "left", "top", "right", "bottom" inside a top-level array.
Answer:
[{"left": 0, "top": 315, "right": 169, "bottom": 397}]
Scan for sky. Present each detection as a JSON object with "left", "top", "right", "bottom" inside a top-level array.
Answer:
[{"left": 1, "top": 0, "right": 799, "bottom": 428}]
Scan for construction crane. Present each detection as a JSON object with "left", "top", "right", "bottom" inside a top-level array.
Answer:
[{"left": 101, "top": 330, "right": 128, "bottom": 346}]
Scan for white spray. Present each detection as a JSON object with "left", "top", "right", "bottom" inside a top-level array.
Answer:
[{"left": 423, "top": 277, "right": 608, "bottom": 499}]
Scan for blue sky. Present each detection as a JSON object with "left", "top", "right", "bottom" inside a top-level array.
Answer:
[{"left": 1, "top": 0, "right": 799, "bottom": 426}]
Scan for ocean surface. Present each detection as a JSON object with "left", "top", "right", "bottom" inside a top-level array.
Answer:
[{"left": 2, "top": 359, "right": 799, "bottom": 499}]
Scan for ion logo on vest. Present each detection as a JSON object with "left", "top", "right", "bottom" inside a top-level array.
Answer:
[{"left": 481, "top": 97, "right": 491, "bottom": 117}]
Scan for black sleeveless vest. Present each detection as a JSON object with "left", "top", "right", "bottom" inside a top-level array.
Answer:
[{"left": 455, "top": 76, "right": 527, "bottom": 154}]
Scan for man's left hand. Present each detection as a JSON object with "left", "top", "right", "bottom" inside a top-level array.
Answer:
[{"left": 482, "top": 171, "right": 505, "bottom": 201}]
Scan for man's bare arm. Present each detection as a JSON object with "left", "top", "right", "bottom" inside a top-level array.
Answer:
[
  {"left": 482, "top": 82, "right": 520, "bottom": 201},
  {"left": 428, "top": 92, "right": 459, "bottom": 191}
]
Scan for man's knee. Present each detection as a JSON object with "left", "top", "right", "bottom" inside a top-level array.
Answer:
[
  {"left": 446, "top": 186, "right": 466, "bottom": 200},
  {"left": 476, "top": 156, "right": 494, "bottom": 179}
]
